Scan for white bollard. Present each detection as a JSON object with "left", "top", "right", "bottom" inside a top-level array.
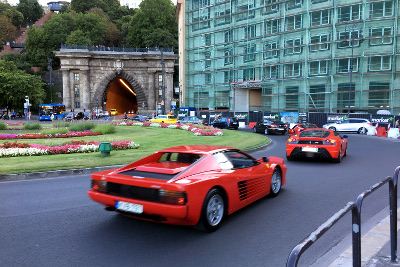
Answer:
[{"left": 366, "top": 125, "right": 377, "bottom": 136}]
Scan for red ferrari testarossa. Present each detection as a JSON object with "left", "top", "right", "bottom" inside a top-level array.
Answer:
[{"left": 88, "top": 145, "right": 287, "bottom": 231}]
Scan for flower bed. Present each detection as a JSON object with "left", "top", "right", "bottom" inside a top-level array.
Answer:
[
  {"left": 112, "top": 121, "right": 223, "bottom": 136},
  {"left": 0, "top": 140, "right": 139, "bottom": 158},
  {"left": 0, "top": 130, "right": 102, "bottom": 140}
]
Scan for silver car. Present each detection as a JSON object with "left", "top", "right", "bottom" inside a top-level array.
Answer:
[{"left": 323, "top": 118, "right": 372, "bottom": 134}]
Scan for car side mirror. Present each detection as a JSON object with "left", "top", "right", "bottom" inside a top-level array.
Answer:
[{"left": 262, "top": 157, "right": 268, "bottom": 162}]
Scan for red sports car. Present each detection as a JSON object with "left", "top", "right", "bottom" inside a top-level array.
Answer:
[
  {"left": 286, "top": 129, "right": 348, "bottom": 163},
  {"left": 88, "top": 145, "right": 287, "bottom": 231},
  {"left": 288, "top": 123, "right": 318, "bottom": 136}
]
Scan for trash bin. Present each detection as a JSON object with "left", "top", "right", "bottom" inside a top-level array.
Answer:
[{"left": 99, "top": 142, "right": 113, "bottom": 157}]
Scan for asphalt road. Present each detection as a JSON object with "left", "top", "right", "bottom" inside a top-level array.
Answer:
[{"left": 1, "top": 132, "right": 399, "bottom": 267}]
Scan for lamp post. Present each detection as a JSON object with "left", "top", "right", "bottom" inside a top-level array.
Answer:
[
  {"left": 160, "top": 51, "right": 166, "bottom": 115},
  {"left": 342, "top": 24, "right": 364, "bottom": 115},
  {"left": 47, "top": 58, "right": 53, "bottom": 104}
]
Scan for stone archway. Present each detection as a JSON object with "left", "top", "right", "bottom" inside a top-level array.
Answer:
[{"left": 95, "top": 71, "right": 148, "bottom": 114}]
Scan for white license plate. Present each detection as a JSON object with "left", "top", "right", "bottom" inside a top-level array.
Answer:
[
  {"left": 278, "top": 128, "right": 285, "bottom": 130},
  {"left": 116, "top": 201, "right": 143, "bottom": 214},
  {"left": 302, "top": 147, "right": 318, "bottom": 152}
]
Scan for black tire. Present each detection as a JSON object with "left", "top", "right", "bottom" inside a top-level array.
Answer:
[
  {"left": 196, "top": 188, "right": 225, "bottom": 232},
  {"left": 329, "top": 127, "right": 336, "bottom": 131},
  {"left": 265, "top": 127, "right": 269, "bottom": 135},
  {"left": 357, "top": 127, "right": 366, "bottom": 134},
  {"left": 343, "top": 147, "right": 347, "bottom": 157},
  {"left": 286, "top": 154, "right": 293, "bottom": 161},
  {"left": 333, "top": 148, "right": 342, "bottom": 163},
  {"left": 270, "top": 169, "right": 282, "bottom": 197}
]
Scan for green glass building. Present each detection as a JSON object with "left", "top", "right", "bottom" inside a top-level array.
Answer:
[{"left": 184, "top": 0, "right": 400, "bottom": 114}]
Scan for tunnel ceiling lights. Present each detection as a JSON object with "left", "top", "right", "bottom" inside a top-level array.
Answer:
[{"left": 119, "top": 79, "right": 136, "bottom": 96}]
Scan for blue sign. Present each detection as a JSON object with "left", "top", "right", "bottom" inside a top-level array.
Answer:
[{"left": 171, "top": 105, "right": 176, "bottom": 110}]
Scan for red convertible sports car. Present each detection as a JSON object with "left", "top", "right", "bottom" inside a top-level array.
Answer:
[
  {"left": 286, "top": 129, "right": 348, "bottom": 163},
  {"left": 288, "top": 123, "right": 318, "bottom": 137},
  {"left": 88, "top": 145, "right": 287, "bottom": 231}
]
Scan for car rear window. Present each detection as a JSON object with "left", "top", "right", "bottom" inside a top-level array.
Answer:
[{"left": 299, "top": 129, "right": 330, "bottom": 138}]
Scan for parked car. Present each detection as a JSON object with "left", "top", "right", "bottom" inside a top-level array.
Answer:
[
  {"left": 286, "top": 129, "right": 348, "bottom": 163},
  {"left": 211, "top": 117, "right": 239, "bottom": 130},
  {"left": 65, "top": 112, "right": 89, "bottom": 121},
  {"left": 288, "top": 123, "right": 318, "bottom": 136},
  {"left": 149, "top": 114, "right": 178, "bottom": 124},
  {"left": 322, "top": 118, "right": 372, "bottom": 134},
  {"left": 177, "top": 116, "right": 204, "bottom": 124},
  {"left": 87, "top": 145, "right": 287, "bottom": 231},
  {"left": 130, "top": 115, "right": 148, "bottom": 122},
  {"left": 253, "top": 119, "right": 288, "bottom": 135},
  {"left": 110, "top": 109, "right": 118, "bottom": 116}
]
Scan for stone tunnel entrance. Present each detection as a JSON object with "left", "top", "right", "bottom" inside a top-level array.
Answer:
[{"left": 104, "top": 78, "right": 138, "bottom": 114}]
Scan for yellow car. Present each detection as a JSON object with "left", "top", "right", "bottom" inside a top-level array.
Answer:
[
  {"left": 110, "top": 109, "right": 118, "bottom": 116},
  {"left": 149, "top": 114, "right": 178, "bottom": 124}
]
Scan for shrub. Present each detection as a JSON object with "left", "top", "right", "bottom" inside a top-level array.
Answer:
[
  {"left": 68, "top": 122, "right": 96, "bottom": 132},
  {"left": 40, "top": 128, "right": 69, "bottom": 135},
  {"left": 24, "top": 123, "right": 42, "bottom": 130},
  {"left": 93, "top": 124, "right": 116, "bottom": 134},
  {"left": 0, "top": 122, "right": 6, "bottom": 130},
  {"left": 53, "top": 121, "right": 70, "bottom": 128}
]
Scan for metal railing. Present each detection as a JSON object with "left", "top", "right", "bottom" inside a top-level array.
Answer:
[
  {"left": 286, "top": 166, "right": 400, "bottom": 267},
  {"left": 60, "top": 44, "right": 174, "bottom": 53}
]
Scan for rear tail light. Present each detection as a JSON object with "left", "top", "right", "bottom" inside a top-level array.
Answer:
[
  {"left": 324, "top": 139, "right": 336, "bottom": 145},
  {"left": 159, "top": 189, "right": 187, "bottom": 205},
  {"left": 91, "top": 179, "right": 107, "bottom": 193},
  {"left": 228, "top": 118, "right": 231, "bottom": 123},
  {"left": 271, "top": 124, "right": 277, "bottom": 127}
]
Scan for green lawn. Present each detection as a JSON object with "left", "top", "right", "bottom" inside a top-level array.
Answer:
[{"left": 0, "top": 125, "right": 269, "bottom": 174}]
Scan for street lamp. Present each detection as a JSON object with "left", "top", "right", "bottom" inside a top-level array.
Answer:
[
  {"left": 160, "top": 51, "right": 166, "bottom": 115},
  {"left": 342, "top": 25, "right": 364, "bottom": 115},
  {"left": 47, "top": 58, "right": 53, "bottom": 104}
]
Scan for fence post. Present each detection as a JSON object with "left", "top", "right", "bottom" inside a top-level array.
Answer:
[
  {"left": 390, "top": 166, "right": 400, "bottom": 261},
  {"left": 352, "top": 201, "right": 362, "bottom": 267}
]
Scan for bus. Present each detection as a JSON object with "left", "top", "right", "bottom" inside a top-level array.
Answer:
[{"left": 39, "top": 104, "right": 66, "bottom": 121}]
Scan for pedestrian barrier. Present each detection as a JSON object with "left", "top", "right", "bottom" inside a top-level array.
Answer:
[
  {"left": 376, "top": 127, "right": 387, "bottom": 137},
  {"left": 286, "top": 166, "right": 400, "bottom": 267},
  {"left": 366, "top": 125, "right": 377, "bottom": 136},
  {"left": 388, "top": 128, "right": 400, "bottom": 139},
  {"left": 249, "top": 122, "right": 256, "bottom": 129}
]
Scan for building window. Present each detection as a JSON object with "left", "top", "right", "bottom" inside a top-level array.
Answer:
[
  {"left": 264, "top": 41, "right": 279, "bottom": 59},
  {"left": 235, "top": 0, "right": 255, "bottom": 21},
  {"left": 310, "top": 34, "right": 329, "bottom": 51},
  {"left": 285, "top": 38, "right": 302, "bottom": 55},
  {"left": 263, "top": 65, "right": 279, "bottom": 79},
  {"left": 264, "top": 19, "right": 280, "bottom": 35},
  {"left": 369, "top": 27, "right": 393, "bottom": 46},
  {"left": 214, "top": 3, "right": 230, "bottom": 25},
  {"left": 204, "top": 34, "right": 211, "bottom": 46},
  {"left": 74, "top": 84, "right": 80, "bottom": 97},
  {"left": 337, "top": 30, "right": 362, "bottom": 48},
  {"left": 285, "top": 86, "right": 298, "bottom": 109},
  {"left": 369, "top": 56, "right": 391, "bottom": 71},
  {"left": 245, "top": 24, "right": 256, "bottom": 39},
  {"left": 262, "top": 87, "right": 273, "bottom": 110},
  {"left": 261, "top": 0, "right": 279, "bottom": 14},
  {"left": 368, "top": 82, "right": 390, "bottom": 108},
  {"left": 224, "top": 71, "right": 231, "bottom": 83},
  {"left": 75, "top": 102, "right": 80, "bottom": 108},
  {"left": 338, "top": 5, "right": 361, "bottom": 22},
  {"left": 284, "top": 63, "right": 302, "bottom": 77},
  {"left": 309, "top": 84, "right": 326, "bottom": 109},
  {"left": 244, "top": 68, "right": 255, "bottom": 81},
  {"left": 310, "top": 9, "right": 331, "bottom": 27},
  {"left": 74, "top": 73, "right": 79, "bottom": 81},
  {"left": 370, "top": 1, "right": 393, "bottom": 18},
  {"left": 309, "top": 60, "right": 329, "bottom": 76},
  {"left": 224, "top": 49, "right": 233, "bottom": 65},
  {"left": 337, "top": 83, "right": 355, "bottom": 108},
  {"left": 205, "top": 51, "right": 211, "bottom": 68},
  {"left": 225, "top": 29, "right": 233, "bottom": 43},
  {"left": 205, "top": 73, "right": 212, "bottom": 84},
  {"left": 337, "top": 58, "right": 359, "bottom": 73},
  {"left": 285, "top": 14, "right": 302, "bottom": 31},
  {"left": 244, "top": 45, "right": 256, "bottom": 62},
  {"left": 286, "top": 0, "right": 302, "bottom": 10}
]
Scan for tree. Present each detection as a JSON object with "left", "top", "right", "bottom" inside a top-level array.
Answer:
[
  {"left": 75, "top": 13, "right": 106, "bottom": 45},
  {"left": 0, "top": 3, "right": 24, "bottom": 28},
  {"left": 0, "top": 60, "right": 46, "bottom": 110},
  {"left": 70, "top": 0, "right": 108, "bottom": 14},
  {"left": 24, "top": 26, "right": 49, "bottom": 68},
  {"left": 0, "top": 52, "right": 34, "bottom": 74},
  {"left": 125, "top": 0, "right": 177, "bottom": 48},
  {"left": 66, "top": 29, "right": 91, "bottom": 45},
  {"left": 0, "top": 15, "right": 17, "bottom": 46},
  {"left": 17, "top": 0, "right": 44, "bottom": 26}
]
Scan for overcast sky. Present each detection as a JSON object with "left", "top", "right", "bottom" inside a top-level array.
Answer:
[{"left": 5, "top": 0, "right": 71, "bottom": 6}]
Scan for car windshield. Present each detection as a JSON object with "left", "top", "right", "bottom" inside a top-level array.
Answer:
[
  {"left": 303, "top": 124, "right": 317, "bottom": 128},
  {"left": 299, "top": 129, "right": 330, "bottom": 138}
]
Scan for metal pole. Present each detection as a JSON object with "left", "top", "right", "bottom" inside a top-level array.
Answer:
[{"left": 348, "top": 32, "right": 354, "bottom": 116}]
